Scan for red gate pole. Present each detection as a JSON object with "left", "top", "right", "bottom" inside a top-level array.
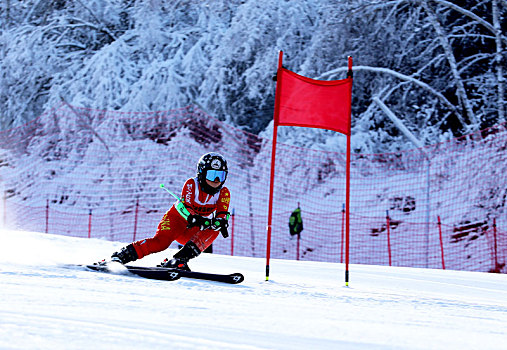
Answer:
[
  {"left": 230, "top": 209, "right": 235, "bottom": 256},
  {"left": 386, "top": 210, "right": 392, "bottom": 266},
  {"left": 340, "top": 203, "right": 345, "bottom": 263},
  {"left": 438, "top": 216, "right": 446, "bottom": 270},
  {"left": 344, "top": 56, "right": 353, "bottom": 286},
  {"left": 88, "top": 209, "right": 92, "bottom": 239},
  {"left": 265, "top": 51, "right": 284, "bottom": 281},
  {"left": 133, "top": 199, "right": 139, "bottom": 241}
]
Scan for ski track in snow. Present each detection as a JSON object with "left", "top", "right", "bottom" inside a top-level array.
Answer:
[{"left": 1, "top": 229, "right": 506, "bottom": 350}]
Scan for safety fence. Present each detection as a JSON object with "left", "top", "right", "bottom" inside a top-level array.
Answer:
[{"left": 0, "top": 103, "right": 505, "bottom": 273}]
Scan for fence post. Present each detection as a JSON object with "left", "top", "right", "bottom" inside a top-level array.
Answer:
[
  {"left": 230, "top": 208, "right": 235, "bottom": 256},
  {"left": 340, "top": 203, "right": 345, "bottom": 263},
  {"left": 296, "top": 232, "right": 300, "bottom": 261},
  {"left": 88, "top": 209, "right": 92, "bottom": 239},
  {"left": 2, "top": 190, "right": 6, "bottom": 229},
  {"left": 45, "top": 199, "right": 49, "bottom": 234},
  {"left": 493, "top": 218, "right": 498, "bottom": 271},
  {"left": 438, "top": 216, "right": 446, "bottom": 269},
  {"left": 133, "top": 199, "right": 139, "bottom": 241},
  {"left": 386, "top": 210, "right": 392, "bottom": 266}
]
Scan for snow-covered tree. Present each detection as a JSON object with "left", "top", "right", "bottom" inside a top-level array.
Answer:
[
  {"left": 1, "top": 0, "right": 505, "bottom": 153},
  {"left": 315, "top": 0, "right": 506, "bottom": 152}
]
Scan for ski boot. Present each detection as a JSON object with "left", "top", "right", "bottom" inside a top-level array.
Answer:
[
  {"left": 159, "top": 241, "right": 201, "bottom": 271},
  {"left": 110, "top": 243, "right": 138, "bottom": 264},
  {"left": 159, "top": 257, "right": 191, "bottom": 271}
]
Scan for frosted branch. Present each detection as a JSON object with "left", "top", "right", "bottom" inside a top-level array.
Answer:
[
  {"left": 318, "top": 65, "right": 460, "bottom": 118},
  {"left": 421, "top": 0, "right": 476, "bottom": 127},
  {"left": 492, "top": 0, "right": 505, "bottom": 123}
]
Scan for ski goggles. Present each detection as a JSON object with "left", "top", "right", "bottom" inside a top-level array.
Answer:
[{"left": 206, "top": 169, "right": 227, "bottom": 182}]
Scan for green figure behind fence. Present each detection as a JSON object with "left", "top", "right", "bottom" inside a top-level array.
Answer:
[{"left": 289, "top": 207, "right": 303, "bottom": 238}]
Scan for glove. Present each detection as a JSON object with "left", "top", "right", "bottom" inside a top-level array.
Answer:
[
  {"left": 211, "top": 217, "right": 229, "bottom": 238},
  {"left": 187, "top": 214, "right": 212, "bottom": 231}
]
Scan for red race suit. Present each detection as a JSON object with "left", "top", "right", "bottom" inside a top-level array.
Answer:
[{"left": 132, "top": 177, "right": 231, "bottom": 259}]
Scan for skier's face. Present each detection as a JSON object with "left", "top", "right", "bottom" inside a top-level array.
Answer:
[{"left": 206, "top": 178, "right": 222, "bottom": 188}]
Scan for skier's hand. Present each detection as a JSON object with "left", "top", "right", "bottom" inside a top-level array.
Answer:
[
  {"left": 187, "top": 215, "right": 212, "bottom": 231},
  {"left": 212, "top": 218, "right": 229, "bottom": 238}
]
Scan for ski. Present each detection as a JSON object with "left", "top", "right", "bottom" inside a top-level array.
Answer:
[
  {"left": 85, "top": 264, "right": 182, "bottom": 281},
  {"left": 83, "top": 263, "right": 244, "bottom": 284},
  {"left": 177, "top": 269, "right": 244, "bottom": 284}
]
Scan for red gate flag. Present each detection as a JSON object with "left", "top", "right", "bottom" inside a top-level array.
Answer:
[
  {"left": 266, "top": 51, "right": 353, "bottom": 285},
  {"left": 276, "top": 67, "right": 352, "bottom": 135}
]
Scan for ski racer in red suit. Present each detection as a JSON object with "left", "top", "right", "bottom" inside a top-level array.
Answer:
[{"left": 108, "top": 152, "right": 231, "bottom": 271}]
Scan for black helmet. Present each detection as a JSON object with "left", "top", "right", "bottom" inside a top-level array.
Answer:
[{"left": 196, "top": 152, "right": 228, "bottom": 195}]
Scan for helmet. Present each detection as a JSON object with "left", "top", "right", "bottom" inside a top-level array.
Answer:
[{"left": 196, "top": 152, "right": 228, "bottom": 195}]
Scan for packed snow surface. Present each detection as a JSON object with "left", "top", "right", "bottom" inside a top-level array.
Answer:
[{"left": 1, "top": 229, "right": 506, "bottom": 349}]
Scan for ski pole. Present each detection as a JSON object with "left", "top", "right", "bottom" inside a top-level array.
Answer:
[
  {"left": 160, "top": 183, "right": 181, "bottom": 201},
  {"left": 159, "top": 184, "right": 190, "bottom": 219}
]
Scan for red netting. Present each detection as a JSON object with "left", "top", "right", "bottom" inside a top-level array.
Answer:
[{"left": 0, "top": 104, "right": 505, "bottom": 273}]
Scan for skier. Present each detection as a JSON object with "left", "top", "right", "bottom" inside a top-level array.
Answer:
[{"left": 105, "top": 152, "right": 231, "bottom": 271}]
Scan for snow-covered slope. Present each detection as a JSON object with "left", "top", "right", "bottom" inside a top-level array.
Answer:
[{"left": 1, "top": 229, "right": 506, "bottom": 349}]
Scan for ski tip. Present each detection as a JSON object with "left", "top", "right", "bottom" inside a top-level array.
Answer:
[
  {"left": 230, "top": 273, "right": 245, "bottom": 284},
  {"left": 85, "top": 261, "right": 127, "bottom": 273},
  {"left": 85, "top": 263, "right": 107, "bottom": 272}
]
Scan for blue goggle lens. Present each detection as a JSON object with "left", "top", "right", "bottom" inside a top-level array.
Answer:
[{"left": 206, "top": 170, "right": 227, "bottom": 182}]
